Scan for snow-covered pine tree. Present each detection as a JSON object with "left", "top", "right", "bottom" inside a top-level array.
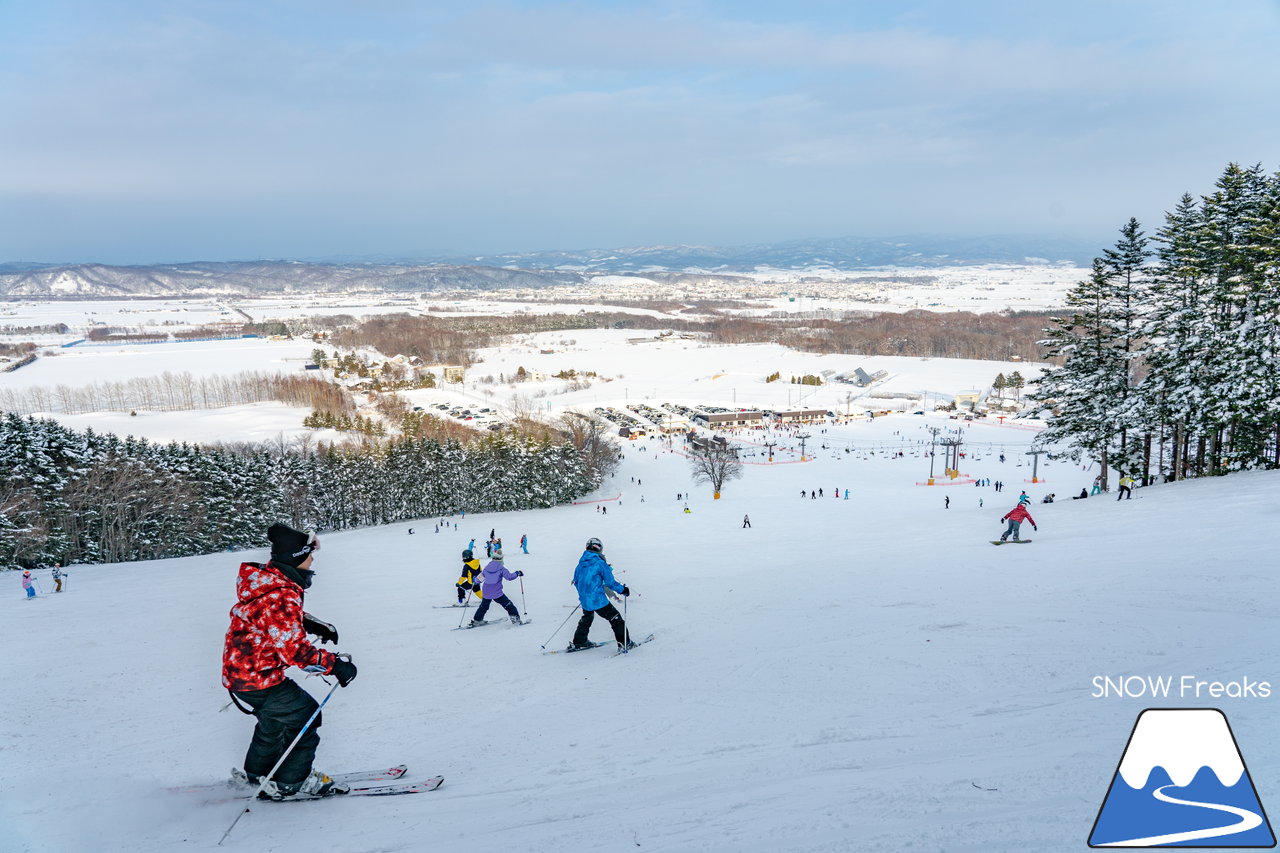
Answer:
[
  {"left": 1034, "top": 258, "right": 1130, "bottom": 489},
  {"left": 1100, "top": 217, "right": 1152, "bottom": 478}
]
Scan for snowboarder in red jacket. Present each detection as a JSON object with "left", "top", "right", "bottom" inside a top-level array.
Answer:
[
  {"left": 222, "top": 523, "right": 358, "bottom": 799},
  {"left": 999, "top": 503, "right": 1038, "bottom": 541}
]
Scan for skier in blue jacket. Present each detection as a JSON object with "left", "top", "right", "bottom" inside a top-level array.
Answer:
[{"left": 568, "top": 537, "right": 638, "bottom": 652}]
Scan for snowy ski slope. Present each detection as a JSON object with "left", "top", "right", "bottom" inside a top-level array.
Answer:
[{"left": 3, "top": 411, "right": 1277, "bottom": 852}]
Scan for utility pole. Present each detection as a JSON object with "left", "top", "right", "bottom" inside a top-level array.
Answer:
[
  {"left": 1025, "top": 449, "right": 1046, "bottom": 483},
  {"left": 927, "top": 427, "right": 941, "bottom": 481},
  {"left": 764, "top": 440, "right": 777, "bottom": 462},
  {"left": 797, "top": 432, "right": 811, "bottom": 461}
]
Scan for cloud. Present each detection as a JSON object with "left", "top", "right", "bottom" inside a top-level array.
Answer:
[{"left": 1, "top": 0, "right": 1278, "bottom": 261}]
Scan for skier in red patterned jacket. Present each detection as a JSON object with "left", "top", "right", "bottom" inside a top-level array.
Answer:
[{"left": 222, "top": 523, "right": 358, "bottom": 799}]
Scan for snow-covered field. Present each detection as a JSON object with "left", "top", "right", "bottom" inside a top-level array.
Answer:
[
  {"left": 1, "top": 323, "right": 1040, "bottom": 444},
  {"left": 0, "top": 337, "right": 318, "bottom": 391},
  {"left": 410, "top": 328, "right": 1041, "bottom": 422},
  {"left": 50, "top": 402, "right": 337, "bottom": 446},
  {"left": 4, "top": 403, "right": 1276, "bottom": 852}
]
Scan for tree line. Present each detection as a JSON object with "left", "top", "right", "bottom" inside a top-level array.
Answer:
[
  {"left": 1035, "top": 162, "right": 1280, "bottom": 487},
  {"left": 0, "top": 371, "right": 351, "bottom": 416},
  {"left": 0, "top": 413, "right": 594, "bottom": 568}
]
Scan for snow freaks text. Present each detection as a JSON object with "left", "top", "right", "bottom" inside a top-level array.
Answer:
[{"left": 1091, "top": 675, "right": 1272, "bottom": 700}]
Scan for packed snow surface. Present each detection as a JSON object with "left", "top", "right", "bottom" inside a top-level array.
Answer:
[{"left": 3, "top": 409, "right": 1276, "bottom": 852}]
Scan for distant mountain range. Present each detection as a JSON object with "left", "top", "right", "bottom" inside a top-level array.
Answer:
[
  {"left": 0, "top": 234, "right": 1098, "bottom": 297},
  {"left": 437, "top": 233, "right": 1098, "bottom": 272}
]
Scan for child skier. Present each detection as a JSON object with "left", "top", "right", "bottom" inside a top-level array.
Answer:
[
  {"left": 22, "top": 570, "right": 35, "bottom": 599},
  {"left": 568, "top": 537, "right": 638, "bottom": 652},
  {"left": 456, "top": 549, "right": 483, "bottom": 604},
  {"left": 999, "top": 503, "right": 1038, "bottom": 541},
  {"left": 468, "top": 550, "right": 525, "bottom": 627},
  {"left": 221, "top": 523, "right": 357, "bottom": 800},
  {"left": 520, "top": 534, "right": 528, "bottom": 554},
  {"left": 52, "top": 565, "right": 65, "bottom": 592}
]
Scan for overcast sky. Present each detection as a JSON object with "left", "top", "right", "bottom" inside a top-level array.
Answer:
[{"left": 2, "top": 0, "right": 1279, "bottom": 264}]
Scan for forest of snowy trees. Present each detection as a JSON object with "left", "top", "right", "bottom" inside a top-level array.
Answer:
[
  {"left": 0, "top": 413, "right": 594, "bottom": 568},
  {"left": 1035, "top": 163, "right": 1280, "bottom": 488}
]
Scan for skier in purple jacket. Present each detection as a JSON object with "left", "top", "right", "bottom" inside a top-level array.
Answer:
[{"left": 468, "top": 550, "right": 525, "bottom": 627}]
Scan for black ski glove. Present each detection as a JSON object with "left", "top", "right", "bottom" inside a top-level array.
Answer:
[
  {"left": 620, "top": 585, "right": 630, "bottom": 597},
  {"left": 303, "top": 613, "right": 339, "bottom": 645},
  {"left": 516, "top": 570, "right": 524, "bottom": 577},
  {"left": 330, "top": 657, "right": 358, "bottom": 687}
]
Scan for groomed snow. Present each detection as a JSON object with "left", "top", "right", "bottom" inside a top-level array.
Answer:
[
  {"left": 0, "top": 337, "right": 319, "bottom": 391},
  {"left": 44, "top": 402, "right": 339, "bottom": 446},
  {"left": 4, "top": 409, "right": 1275, "bottom": 852}
]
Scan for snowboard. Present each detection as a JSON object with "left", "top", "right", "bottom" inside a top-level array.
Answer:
[{"left": 990, "top": 539, "right": 1033, "bottom": 545}]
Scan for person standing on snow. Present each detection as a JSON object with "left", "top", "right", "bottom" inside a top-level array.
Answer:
[
  {"left": 468, "top": 550, "right": 525, "bottom": 627},
  {"left": 999, "top": 503, "right": 1038, "bottom": 542},
  {"left": 456, "top": 549, "right": 483, "bottom": 604},
  {"left": 743, "top": 514, "right": 751, "bottom": 528},
  {"left": 21, "top": 570, "right": 36, "bottom": 599},
  {"left": 520, "top": 534, "right": 528, "bottom": 554},
  {"left": 568, "top": 537, "right": 638, "bottom": 652},
  {"left": 52, "top": 564, "right": 65, "bottom": 592},
  {"left": 1117, "top": 475, "right": 1135, "bottom": 500},
  {"left": 222, "top": 523, "right": 357, "bottom": 800}
]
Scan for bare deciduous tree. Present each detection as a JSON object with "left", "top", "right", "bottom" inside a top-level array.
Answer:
[
  {"left": 559, "top": 410, "right": 620, "bottom": 485},
  {"left": 688, "top": 442, "right": 743, "bottom": 498}
]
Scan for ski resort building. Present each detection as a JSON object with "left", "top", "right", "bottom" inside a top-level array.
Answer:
[
  {"left": 774, "top": 409, "right": 829, "bottom": 423},
  {"left": 693, "top": 411, "right": 764, "bottom": 427}
]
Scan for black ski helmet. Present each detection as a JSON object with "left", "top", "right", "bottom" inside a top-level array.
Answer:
[
  {"left": 462, "top": 549, "right": 473, "bottom": 560},
  {"left": 585, "top": 537, "right": 603, "bottom": 552}
]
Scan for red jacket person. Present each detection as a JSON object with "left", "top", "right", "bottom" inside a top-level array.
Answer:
[
  {"left": 222, "top": 523, "right": 357, "bottom": 799},
  {"left": 999, "top": 504, "right": 1038, "bottom": 542}
]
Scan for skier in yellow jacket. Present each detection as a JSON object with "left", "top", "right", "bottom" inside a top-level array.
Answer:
[{"left": 455, "top": 549, "right": 484, "bottom": 603}]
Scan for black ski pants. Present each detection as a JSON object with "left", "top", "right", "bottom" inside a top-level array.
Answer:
[
  {"left": 234, "top": 679, "right": 321, "bottom": 786},
  {"left": 572, "top": 602, "right": 629, "bottom": 646},
  {"left": 474, "top": 593, "right": 519, "bottom": 620}
]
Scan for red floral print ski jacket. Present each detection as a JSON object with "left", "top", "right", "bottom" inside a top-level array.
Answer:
[{"left": 222, "top": 561, "right": 336, "bottom": 692}]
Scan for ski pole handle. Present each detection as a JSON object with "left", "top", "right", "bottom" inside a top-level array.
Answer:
[{"left": 540, "top": 604, "right": 580, "bottom": 649}]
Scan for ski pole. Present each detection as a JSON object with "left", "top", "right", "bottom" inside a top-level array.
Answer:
[
  {"left": 519, "top": 576, "right": 528, "bottom": 618},
  {"left": 622, "top": 592, "right": 630, "bottom": 652},
  {"left": 218, "top": 676, "right": 342, "bottom": 846},
  {"left": 540, "top": 604, "right": 580, "bottom": 649},
  {"left": 458, "top": 587, "right": 473, "bottom": 628}
]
